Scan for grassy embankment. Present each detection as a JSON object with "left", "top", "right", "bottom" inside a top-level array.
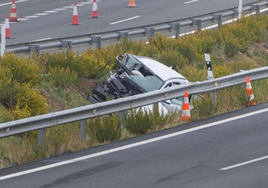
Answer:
[{"left": 0, "top": 15, "right": 268, "bottom": 168}]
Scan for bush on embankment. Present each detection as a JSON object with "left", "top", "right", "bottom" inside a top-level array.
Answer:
[{"left": 1, "top": 14, "right": 268, "bottom": 168}]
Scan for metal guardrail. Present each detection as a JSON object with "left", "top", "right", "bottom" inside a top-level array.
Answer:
[
  {"left": 0, "top": 66, "right": 268, "bottom": 139},
  {"left": 5, "top": 1, "right": 268, "bottom": 54}
]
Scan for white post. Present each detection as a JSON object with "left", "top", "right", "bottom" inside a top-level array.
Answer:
[
  {"left": 238, "top": 0, "right": 243, "bottom": 19},
  {"left": 205, "top": 53, "right": 217, "bottom": 105},
  {"left": 1, "top": 24, "right": 6, "bottom": 57}
]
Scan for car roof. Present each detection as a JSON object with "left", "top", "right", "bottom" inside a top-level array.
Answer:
[{"left": 134, "top": 55, "right": 188, "bottom": 82}]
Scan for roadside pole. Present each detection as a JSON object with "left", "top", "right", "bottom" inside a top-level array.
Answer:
[
  {"left": 238, "top": 0, "right": 243, "bottom": 19},
  {"left": 1, "top": 24, "right": 6, "bottom": 56},
  {"left": 205, "top": 53, "right": 217, "bottom": 105}
]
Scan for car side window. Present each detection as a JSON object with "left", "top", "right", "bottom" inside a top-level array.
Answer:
[{"left": 165, "top": 82, "right": 183, "bottom": 106}]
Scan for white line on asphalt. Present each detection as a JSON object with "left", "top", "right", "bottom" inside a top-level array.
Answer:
[
  {"left": 45, "top": 11, "right": 57, "bottom": 13},
  {"left": 17, "top": 18, "right": 28, "bottom": 21},
  {"left": 62, "top": 6, "right": 73, "bottom": 9},
  {"left": 30, "top": 38, "right": 52, "bottom": 42},
  {"left": 0, "top": 108, "right": 268, "bottom": 181},
  {"left": 34, "top": 13, "right": 48, "bottom": 16},
  {"left": 25, "top": 16, "right": 39, "bottom": 18},
  {"left": 220, "top": 155, "right": 268, "bottom": 171},
  {"left": 184, "top": 0, "right": 199, "bottom": 4},
  {"left": 0, "top": 0, "right": 28, "bottom": 7},
  {"left": 79, "top": 2, "right": 91, "bottom": 5},
  {"left": 109, "top": 16, "right": 141, "bottom": 25},
  {"left": 53, "top": 8, "right": 66, "bottom": 11}
]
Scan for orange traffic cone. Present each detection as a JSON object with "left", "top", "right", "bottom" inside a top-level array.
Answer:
[
  {"left": 128, "top": 0, "right": 136, "bottom": 7},
  {"left": 181, "top": 90, "right": 191, "bottom": 122},
  {"left": 246, "top": 76, "right": 256, "bottom": 106},
  {"left": 4, "top": 14, "right": 13, "bottom": 39},
  {"left": 91, "top": 0, "right": 99, "bottom": 18},
  {"left": 10, "top": 0, "right": 18, "bottom": 22},
  {"left": 70, "top": 2, "right": 82, "bottom": 25}
]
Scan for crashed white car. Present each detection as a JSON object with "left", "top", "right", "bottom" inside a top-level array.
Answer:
[{"left": 89, "top": 53, "right": 191, "bottom": 114}]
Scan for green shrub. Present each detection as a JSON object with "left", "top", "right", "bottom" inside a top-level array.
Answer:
[
  {"left": 1, "top": 83, "right": 48, "bottom": 122},
  {"left": 191, "top": 94, "right": 216, "bottom": 120},
  {"left": 88, "top": 115, "right": 121, "bottom": 143},
  {"left": 0, "top": 53, "right": 42, "bottom": 86},
  {"left": 149, "top": 109, "right": 170, "bottom": 131},
  {"left": 124, "top": 108, "right": 152, "bottom": 135},
  {"left": 50, "top": 66, "right": 78, "bottom": 89}
]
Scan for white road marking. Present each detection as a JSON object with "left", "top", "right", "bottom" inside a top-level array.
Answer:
[
  {"left": 34, "top": 13, "right": 48, "bottom": 16},
  {"left": 62, "top": 6, "right": 73, "bottom": 9},
  {"left": 184, "top": 0, "right": 199, "bottom": 4},
  {"left": 0, "top": 0, "right": 28, "bottom": 7},
  {"left": 220, "top": 155, "right": 268, "bottom": 171},
  {"left": 109, "top": 16, "right": 141, "bottom": 25},
  {"left": 79, "top": 2, "right": 91, "bottom": 5},
  {"left": 17, "top": 18, "right": 28, "bottom": 21},
  {"left": 25, "top": 15, "right": 39, "bottom": 18},
  {"left": 45, "top": 11, "right": 57, "bottom": 13},
  {"left": 53, "top": 8, "right": 66, "bottom": 11},
  {"left": 30, "top": 38, "right": 52, "bottom": 42},
  {"left": 0, "top": 108, "right": 268, "bottom": 181}
]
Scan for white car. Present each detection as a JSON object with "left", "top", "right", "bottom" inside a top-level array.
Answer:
[{"left": 89, "top": 53, "right": 191, "bottom": 114}]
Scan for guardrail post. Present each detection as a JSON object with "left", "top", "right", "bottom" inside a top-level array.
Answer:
[
  {"left": 61, "top": 40, "right": 72, "bottom": 49},
  {"left": 145, "top": 27, "right": 155, "bottom": 39},
  {"left": 38, "top": 129, "right": 46, "bottom": 148},
  {"left": 80, "top": 120, "right": 86, "bottom": 142},
  {"left": 213, "top": 14, "right": 222, "bottom": 29},
  {"left": 193, "top": 19, "right": 202, "bottom": 32},
  {"left": 171, "top": 23, "right": 180, "bottom": 39},
  {"left": 29, "top": 44, "right": 40, "bottom": 56},
  {"left": 91, "top": 35, "right": 102, "bottom": 48},
  {"left": 119, "top": 31, "right": 129, "bottom": 40},
  {"left": 1, "top": 24, "right": 6, "bottom": 57},
  {"left": 119, "top": 111, "right": 125, "bottom": 129},
  {"left": 251, "top": 4, "right": 260, "bottom": 15}
]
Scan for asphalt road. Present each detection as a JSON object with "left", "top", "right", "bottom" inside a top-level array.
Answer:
[
  {"left": 0, "top": 102, "right": 268, "bottom": 188},
  {"left": 0, "top": 0, "right": 264, "bottom": 45}
]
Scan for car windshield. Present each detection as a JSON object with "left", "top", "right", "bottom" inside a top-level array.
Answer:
[{"left": 123, "top": 54, "right": 164, "bottom": 92}]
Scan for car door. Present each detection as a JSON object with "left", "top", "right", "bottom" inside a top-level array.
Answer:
[{"left": 160, "top": 82, "right": 185, "bottom": 113}]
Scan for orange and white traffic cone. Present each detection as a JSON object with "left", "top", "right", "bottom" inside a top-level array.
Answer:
[
  {"left": 70, "top": 2, "right": 82, "bottom": 25},
  {"left": 128, "top": 0, "right": 136, "bottom": 7},
  {"left": 10, "top": 0, "right": 18, "bottom": 22},
  {"left": 4, "top": 14, "right": 13, "bottom": 39},
  {"left": 246, "top": 76, "right": 256, "bottom": 106},
  {"left": 91, "top": 0, "right": 99, "bottom": 18},
  {"left": 181, "top": 90, "right": 191, "bottom": 121}
]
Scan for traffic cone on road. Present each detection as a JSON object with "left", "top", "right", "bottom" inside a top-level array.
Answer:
[
  {"left": 91, "top": 0, "right": 99, "bottom": 18},
  {"left": 70, "top": 2, "right": 82, "bottom": 25},
  {"left": 246, "top": 76, "right": 256, "bottom": 106},
  {"left": 4, "top": 14, "right": 13, "bottom": 39},
  {"left": 180, "top": 90, "right": 191, "bottom": 122},
  {"left": 128, "top": 0, "right": 136, "bottom": 7},
  {"left": 10, "top": 0, "right": 18, "bottom": 22}
]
